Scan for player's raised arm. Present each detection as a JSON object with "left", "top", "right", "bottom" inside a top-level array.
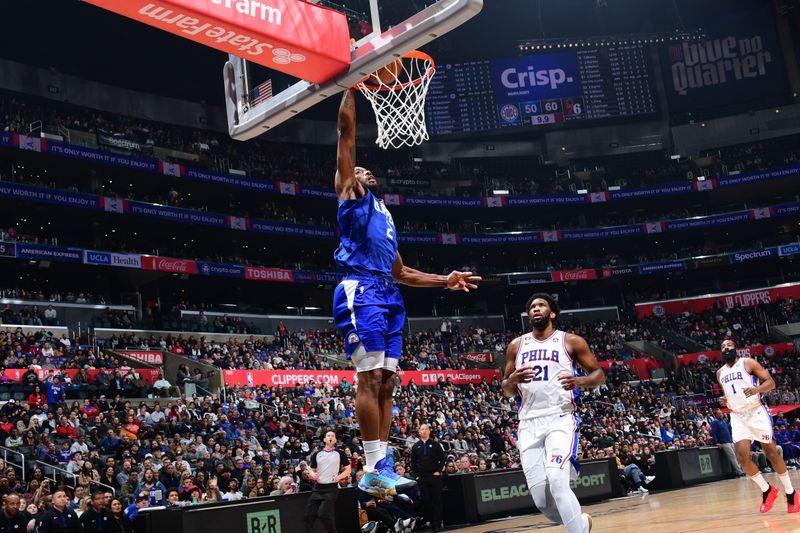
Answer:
[
  {"left": 335, "top": 88, "right": 363, "bottom": 201},
  {"left": 743, "top": 358, "right": 776, "bottom": 396},
  {"left": 391, "top": 251, "right": 481, "bottom": 290},
  {"left": 501, "top": 337, "right": 533, "bottom": 397},
  {"left": 559, "top": 333, "right": 605, "bottom": 390}
]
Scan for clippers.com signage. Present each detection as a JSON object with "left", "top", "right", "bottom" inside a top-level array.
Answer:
[
  {"left": 82, "top": 0, "right": 350, "bottom": 83},
  {"left": 118, "top": 351, "right": 165, "bottom": 365},
  {"left": 142, "top": 255, "right": 198, "bottom": 274},
  {"left": 224, "top": 369, "right": 501, "bottom": 388},
  {"left": 635, "top": 282, "right": 800, "bottom": 319}
]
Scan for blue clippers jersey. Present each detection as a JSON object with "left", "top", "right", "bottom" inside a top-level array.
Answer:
[{"left": 334, "top": 189, "right": 397, "bottom": 276}]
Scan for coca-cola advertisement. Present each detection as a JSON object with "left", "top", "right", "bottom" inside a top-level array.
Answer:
[
  {"left": 635, "top": 282, "right": 800, "bottom": 318},
  {"left": 461, "top": 352, "right": 494, "bottom": 364},
  {"left": 142, "top": 255, "right": 198, "bottom": 274},
  {"left": 223, "top": 369, "right": 501, "bottom": 388},
  {"left": 550, "top": 269, "right": 598, "bottom": 282}
]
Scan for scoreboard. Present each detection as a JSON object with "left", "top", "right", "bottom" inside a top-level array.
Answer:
[{"left": 425, "top": 45, "right": 658, "bottom": 136}]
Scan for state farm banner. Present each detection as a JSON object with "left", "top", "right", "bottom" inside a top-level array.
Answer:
[
  {"left": 141, "top": 255, "right": 198, "bottom": 274},
  {"left": 82, "top": 0, "right": 351, "bottom": 83},
  {"left": 223, "top": 369, "right": 501, "bottom": 387},
  {"left": 675, "top": 342, "right": 795, "bottom": 367},
  {"left": 2, "top": 368, "right": 160, "bottom": 385},
  {"left": 461, "top": 352, "right": 494, "bottom": 364},
  {"left": 635, "top": 282, "right": 800, "bottom": 318},
  {"left": 118, "top": 351, "right": 165, "bottom": 365}
]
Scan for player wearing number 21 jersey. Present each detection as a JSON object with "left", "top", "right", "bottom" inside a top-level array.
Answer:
[
  {"left": 502, "top": 294, "right": 605, "bottom": 533},
  {"left": 716, "top": 338, "right": 799, "bottom": 514}
]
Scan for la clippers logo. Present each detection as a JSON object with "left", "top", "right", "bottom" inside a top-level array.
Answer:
[
  {"left": 348, "top": 333, "right": 360, "bottom": 345},
  {"left": 499, "top": 104, "right": 520, "bottom": 124}
]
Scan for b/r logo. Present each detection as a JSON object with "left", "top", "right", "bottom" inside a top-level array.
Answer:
[{"left": 247, "top": 510, "right": 281, "bottom": 533}]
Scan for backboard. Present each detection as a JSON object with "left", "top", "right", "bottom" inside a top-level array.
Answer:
[{"left": 223, "top": 0, "right": 483, "bottom": 141}]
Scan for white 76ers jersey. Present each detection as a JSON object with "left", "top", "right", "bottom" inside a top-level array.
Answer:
[
  {"left": 515, "top": 330, "right": 576, "bottom": 420},
  {"left": 719, "top": 358, "right": 762, "bottom": 412}
]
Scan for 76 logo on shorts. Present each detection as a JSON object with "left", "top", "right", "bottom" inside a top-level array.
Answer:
[
  {"left": 550, "top": 454, "right": 563, "bottom": 464},
  {"left": 762, "top": 434, "right": 771, "bottom": 442}
]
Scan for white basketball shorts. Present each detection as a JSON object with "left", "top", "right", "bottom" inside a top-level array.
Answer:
[{"left": 731, "top": 404, "right": 774, "bottom": 444}]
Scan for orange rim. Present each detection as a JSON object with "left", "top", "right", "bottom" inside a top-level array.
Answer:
[{"left": 358, "top": 50, "right": 436, "bottom": 92}]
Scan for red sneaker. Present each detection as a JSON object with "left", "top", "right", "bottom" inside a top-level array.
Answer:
[
  {"left": 761, "top": 485, "right": 779, "bottom": 513},
  {"left": 788, "top": 490, "right": 800, "bottom": 513}
]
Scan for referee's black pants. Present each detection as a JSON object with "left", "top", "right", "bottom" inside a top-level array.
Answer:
[
  {"left": 418, "top": 474, "right": 443, "bottom": 525},
  {"left": 303, "top": 484, "right": 338, "bottom": 533}
]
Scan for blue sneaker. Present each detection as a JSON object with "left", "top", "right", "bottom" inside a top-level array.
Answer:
[
  {"left": 357, "top": 458, "right": 417, "bottom": 500},
  {"left": 384, "top": 447, "right": 395, "bottom": 469}
]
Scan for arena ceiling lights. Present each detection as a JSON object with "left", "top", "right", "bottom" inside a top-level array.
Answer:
[{"left": 518, "top": 29, "right": 706, "bottom": 51}]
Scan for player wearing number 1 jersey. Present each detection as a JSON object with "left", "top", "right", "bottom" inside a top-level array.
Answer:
[
  {"left": 332, "top": 87, "right": 481, "bottom": 501},
  {"left": 716, "top": 338, "right": 799, "bottom": 514},
  {"left": 502, "top": 294, "right": 605, "bottom": 533}
]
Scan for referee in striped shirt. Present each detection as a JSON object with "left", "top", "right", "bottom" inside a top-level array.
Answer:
[{"left": 304, "top": 431, "right": 352, "bottom": 533}]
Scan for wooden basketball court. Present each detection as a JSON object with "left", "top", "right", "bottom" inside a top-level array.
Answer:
[{"left": 447, "top": 471, "right": 800, "bottom": 533}]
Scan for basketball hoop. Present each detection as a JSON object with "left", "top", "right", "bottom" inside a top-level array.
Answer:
[{"left": 357, "top": 50, "right": 436, "bottom": 149}]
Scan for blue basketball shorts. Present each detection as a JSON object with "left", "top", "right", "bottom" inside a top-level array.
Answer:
[{"left": 333, "top": 275, "right": 406, "bottom": 373}]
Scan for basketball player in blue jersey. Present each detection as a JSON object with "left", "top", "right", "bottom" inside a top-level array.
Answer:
[
  {"left": 716, "top": 338, "right": 799, "bottom": 514},
  {"left": 502, "top": 294, "right": 605, "bottom": 533},
  {"left": 332, "top": 87, "right": 481, "bottom": 500}
]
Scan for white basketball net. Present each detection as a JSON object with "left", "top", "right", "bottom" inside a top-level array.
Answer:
[{"left": 357, "top": 52, "right": 436, "bottom": 150}]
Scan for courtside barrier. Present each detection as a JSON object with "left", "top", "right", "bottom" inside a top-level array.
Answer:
[
  {"left": 649, "top": 447, "right": 732, "bottom": 491},
  {"left": 443, "top": 458, "right": 622, "bottom": 525},
  {"left": 134, "top": 487, "right": 360, "bottom": 533}
]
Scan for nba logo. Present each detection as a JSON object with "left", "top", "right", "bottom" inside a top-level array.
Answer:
[{"left": 669, "top": 45, "right": 682, "bottom": 61}]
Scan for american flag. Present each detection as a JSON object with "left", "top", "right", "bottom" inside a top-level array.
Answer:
[{"left": 250, "top": 79, "right": 273, "bottom": 107}]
